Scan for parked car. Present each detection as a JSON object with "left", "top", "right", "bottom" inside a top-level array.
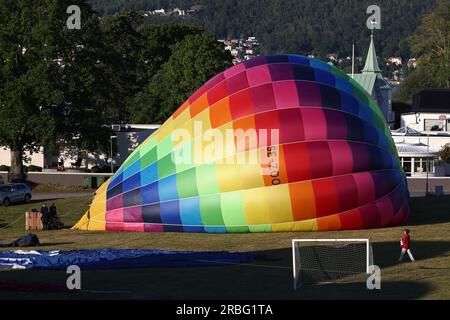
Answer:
[{"left": 0, "top": 183, "right": 32, "bottom": 207}]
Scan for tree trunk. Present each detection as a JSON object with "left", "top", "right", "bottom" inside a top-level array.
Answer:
[{"left": 10, "top": 148, "right": 25, "bottom": 182}]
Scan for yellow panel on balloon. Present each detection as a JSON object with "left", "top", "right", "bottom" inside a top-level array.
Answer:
[
  {"left": 93, "top": 178, "right": 110, "bottom": 198},
  {"left": 216, "top": 162, "right": 243, "bottom": 193},
  {"left": 155, "top": 119, "right": 175, "bottom": 143},
  {"left": 271, "top": 222, "right": 296, "bottom": 232},
  {"left": 87, "top": 193, "right": 107, "bottom": 231},
  {"left": 193, "top": 108, "right": 212, "bottom": 133},
  {"left": 191, "top": 121, "right": 235, "bottom": 165},
  {"left": 264, "top": 184, "right": 294, "bottom": 224},
  {"left": 173, "top": 106, "right": 192, "bottom": 129},
  {"left": 291, "top": 219, "right": 318, "bottom": 232},
  {"left": 238, "top": 162, "right": 265, "bottom": 190},
  {"left": 243, "top": 188, "right": 271, "bottom": 225}
]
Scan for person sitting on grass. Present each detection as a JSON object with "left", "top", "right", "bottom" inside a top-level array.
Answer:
[
  {"left": 399, "top": 229, "right": 415, "bottom": 262},
  {"left": 40, "top": 204, "right": 49, "bottom": 230},
  {"left": 48, "top": 203, "right": 64, "bottom": 230}
]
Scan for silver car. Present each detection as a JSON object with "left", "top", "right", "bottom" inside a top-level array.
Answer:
[{"left": 0, "top": 183, "right": 32, "bottom": 207}]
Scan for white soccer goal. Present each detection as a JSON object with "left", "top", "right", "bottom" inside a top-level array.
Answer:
[{"left": 292, "top": 239, "right": 373, "bottom": 290}]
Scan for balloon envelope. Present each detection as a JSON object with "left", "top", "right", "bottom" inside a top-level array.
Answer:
[{"left": 73, "top": 55, "right": 409, "bottom": 233}]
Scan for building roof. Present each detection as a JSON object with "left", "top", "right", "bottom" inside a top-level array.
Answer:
[
  {"left": 348, "top": 34, "right": 389, "bottom": 95},
  {"left": 362, "top": 35, "right": 382, "bottom": 73},
  {"left": 352, "top": 73, "right": 377, "bottom": 94},
  {"left": 412, "top": 89, "right": 450, "bottom": 113},
  {"left": 391, "top": 127, "right": 424, "bottom": 136},
  {"left": 395, "top": 141, "right": 438, "bottom": 157},
  {"left": 110, "top": 124, "right": 161, "bottom": 133}
]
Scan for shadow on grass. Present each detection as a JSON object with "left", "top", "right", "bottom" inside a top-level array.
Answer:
[
  {"left": 294, "top": 280, "right": 430, "bottom": 300},
  {"left": 408, "top": 196, "right": 450, "bottom": 226},
  {"left": 0, "top": 266, "right": 431, "bottom": 300},
  {"left": 372, "top": 241, "right": 450, "bottom": 269},
  {"left": 0, "top": 239, "right": 446, "bottom": 299}
]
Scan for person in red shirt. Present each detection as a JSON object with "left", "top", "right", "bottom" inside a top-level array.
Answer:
[{"left": 399, "top": 229, "right": 415, "bottom": 262}]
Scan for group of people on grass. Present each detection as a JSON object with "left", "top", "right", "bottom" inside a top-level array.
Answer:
[{"left": 40, "top": 203, "right": 64, "bottom": 230}]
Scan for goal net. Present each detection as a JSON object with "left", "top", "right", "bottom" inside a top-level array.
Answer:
[{"left": 292, "top": 239, "right": 373, "bottom": 289}]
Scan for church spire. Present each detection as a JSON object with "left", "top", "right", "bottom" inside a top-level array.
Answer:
[{"left": 362, "top": 34, "right": 382, "bottom": 73}]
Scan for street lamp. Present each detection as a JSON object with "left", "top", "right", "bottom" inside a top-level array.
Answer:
[
  {"left": 426, "top": 133, "right": 430, "bottom": 196},
  {"left": 110, "top": 135, "right": 117, "bottom": 173}
]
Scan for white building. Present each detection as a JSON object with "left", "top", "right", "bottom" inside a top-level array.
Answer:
[
  {"left": 392, "top": 88, "right": 450, "bottom": 177},
  {"left": 392, "top": 139, "right": 439, "bottom": 177},
  {"left": 0, "top": 124, "right": 160, "bottom": 171}
]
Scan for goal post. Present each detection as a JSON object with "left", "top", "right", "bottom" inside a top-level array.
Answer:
[{"left": 292, "top": 239, "right": 373, "bottom": 290}]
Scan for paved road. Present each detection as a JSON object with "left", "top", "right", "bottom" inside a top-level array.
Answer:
[{"left": 32, "top": 192, "right": 93, "bottom": 201}]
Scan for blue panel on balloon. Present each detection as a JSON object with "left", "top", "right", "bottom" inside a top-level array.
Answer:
[
  {"left": 141, "top": 162, "right": 158, "bottom": 186},
  {"left": 290, "top": 55, "right": 312, "bottom": 67},
  {"left": 141, "top": 182, "right": 159, "bottom": 205},
  {"left": 340, "top": 92, "right": 359, "bottom": 117},
  {"left": 160, "top": 200, "right": 183, "bottom": 232},
  {"left": 158, "top": 175, "right": 179, "bottom": 202},
  {"left": 179, "top": 197, "right": 204, "bottom": 233},
  {"left": 123, "top": 172, "right": 140, "bottom": 193},
  {"left": 124, "top": 160, "right": 141, "bottom": 180},
  {"left": 315, "top": 69, "right": 336, "bottom": 87}
]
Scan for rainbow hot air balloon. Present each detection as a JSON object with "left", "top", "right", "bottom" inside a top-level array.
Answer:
[{"left": 73, "top": 55, "right": 409, "bottom": 233}]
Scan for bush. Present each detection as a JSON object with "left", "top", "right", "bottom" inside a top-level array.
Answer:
[
  {"left": 90, "top": 166, "right": 100, "bottom": 173},
  {"left": 27, "top": 165, "right": 42, "bottom": 172},
  {"left": 439, "top": 144, "right": 450, "bottom": 164},
  {"left": 100, "top": 165, "right": 113, "bottom": 173},
  {"left": 0, "top": 165, "right": 10, "bottom": 172}
]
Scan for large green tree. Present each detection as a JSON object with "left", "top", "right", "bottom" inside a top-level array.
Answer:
[
  {"left": 395, "top": 0, "right": 450, "bottom": 103},
  {"left": 130, "top": 32, "right": 232, "bottom": 123},
  {"left": 0, "top": 0, "right": 111, "bottom": 180}
]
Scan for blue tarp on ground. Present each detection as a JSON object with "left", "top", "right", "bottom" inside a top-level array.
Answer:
[{"left": 0, "top": 248, "right": 261, "bottom": 270}]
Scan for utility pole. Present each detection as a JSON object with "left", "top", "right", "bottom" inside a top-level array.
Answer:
[
  {"left": 110, "top": 135, "right": 117, "bottom": 173},
  {"left": 351, "top": 42, "right": 355, "bottom": 78},
  {"left": 426, "top": 133, "right": 430, "bottom": 196}
]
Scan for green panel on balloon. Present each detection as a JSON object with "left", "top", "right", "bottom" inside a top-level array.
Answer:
[
  {"left": 220, "top": 192, "right": 248, "bottom": 233},
  {"left": 200, "top": 194, "right": 225, "bottom": 228},
  {"left": 157, "top": 154, "right": 176, "bottom": 178},
  {"left": 176, "top": 168, "right": 199, "bottom": 199},
  {"left": 122, "top": 150, "right": 140, "bottom": 170},
  {"left": 140, "top": 148, "right": 157, "bottom": 169},
  {"left": 157, "top": 136, "right": 173, "bottom": 160},
  {"left": 330, "top": 65, "right": 347, "bottom": 79},
  {"left": 196, "top": 164, "right": 220, "bottom": 196},
  {"left": 140, "top": 137, "right": 157, "bottom": 155},
  {"left": 173, "top": 142, "right": 196, "bottom": 173}
]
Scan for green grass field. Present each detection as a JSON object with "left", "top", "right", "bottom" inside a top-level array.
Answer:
[{"left": 0, "top": 195, "right": 449, "bottom": 300}]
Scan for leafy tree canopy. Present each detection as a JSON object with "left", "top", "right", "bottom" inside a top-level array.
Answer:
[
  {"left": 131, "top": 32, "right": 232, "bottom": 123},
  {"left": 395, "top": 0, "right": 450, "bottom": 103},
  {"left": 91, "top": 0, "right": 436, "bottom": 59}
]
